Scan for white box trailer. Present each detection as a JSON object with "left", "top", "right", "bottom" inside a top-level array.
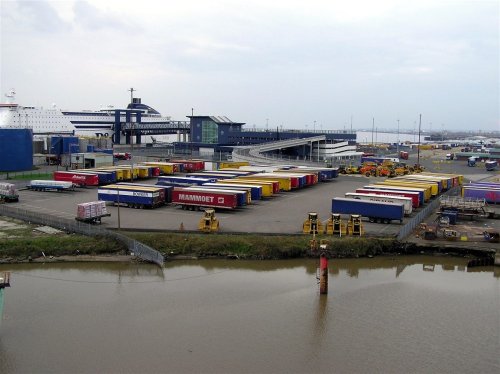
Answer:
[{"left": 345, "top": 192, "right": 413, "bottom": 215}]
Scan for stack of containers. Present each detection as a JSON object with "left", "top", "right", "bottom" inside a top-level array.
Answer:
[{"left": 77, "top": 201, "right": 108, "bottom": 220}]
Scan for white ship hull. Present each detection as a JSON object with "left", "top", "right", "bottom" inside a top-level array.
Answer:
[{"left": 0, "top": 91, "right": 179, "bottom": 143}]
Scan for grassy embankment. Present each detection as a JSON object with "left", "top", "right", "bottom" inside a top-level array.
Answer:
[
  {"left": 126, "top": 232, "right": 402, "bottom": 259},
  {"left": 0, "top": 215, "right": 402, "bottom": 261}
]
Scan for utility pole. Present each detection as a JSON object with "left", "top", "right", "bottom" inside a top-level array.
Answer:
[
  {"left": 371, "top": 117, "right": 375, "bottom": 146},
  {"left": 417, "top": 114, "right": 422, "bottom": 167},
  {"left": 397, "top": 119, "right": 400, "bottom": 156}
]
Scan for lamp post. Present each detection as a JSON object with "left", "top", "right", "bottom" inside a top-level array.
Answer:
[
  {"left": 417, "top": 114, "right": 422, "bottom": 167},
  {"left": 397, "top": 119, "right": 400, "bottom": 156},
  {"left": 371, "top": 117, "right": 375, "bottom": 146}
]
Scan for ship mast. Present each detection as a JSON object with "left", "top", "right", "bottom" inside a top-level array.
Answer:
[{"left": 128, "top": 87, "right": 136, "bottom": 104}]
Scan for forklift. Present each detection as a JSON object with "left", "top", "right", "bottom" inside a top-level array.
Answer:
[
  {"left": 198, "top": 209, "right": 219, "bottom": 233},
  {"left": 346, "top": 215, "right": 364, "bottom": 236},
  {"left": 325, "top": 213, "right": 346, "bottom": 236},
  {"left": 303, "top": 212, "right": 324, "bottom": 235}
]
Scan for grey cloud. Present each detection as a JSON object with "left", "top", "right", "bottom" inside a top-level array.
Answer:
[
  {"left": 73, "top": 1, "right": 140, "bottom": 33},
  {"left": 10, "top": 0, "right": 70, "bottom": 33}
]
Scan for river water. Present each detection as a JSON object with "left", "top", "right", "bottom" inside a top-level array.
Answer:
[{"left": 0, "top": 257, "right": 498, "bottom": 374}]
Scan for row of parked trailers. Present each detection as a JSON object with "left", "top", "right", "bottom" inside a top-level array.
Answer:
[
  {"left": 51, "top": 160, "right": 213, "bottom": 187},
  {"left": 95, "top": 165, "right": 339, "bottom": 210},
  {"left": 332, "top": 172, "right": 464, "bottom": 224}
]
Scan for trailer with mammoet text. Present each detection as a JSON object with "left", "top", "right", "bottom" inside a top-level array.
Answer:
[
  {"left": 180, "top": 186, "right": 249, "bottom": 205},
  {"left": 203, "top": 182, "right": 262, "bottom": 200},
  {"left": 332, "top": 197, "right": 405, "bottom": 224},
  {"left": 172, "top": 188, "right": 238, "bottom": 210}
]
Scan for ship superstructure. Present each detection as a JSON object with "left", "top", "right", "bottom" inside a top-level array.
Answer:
[{"left": 0, "top": 90, "right": 175, "bottom": 142}]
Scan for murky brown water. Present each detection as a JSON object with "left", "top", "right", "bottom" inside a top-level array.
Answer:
[{"left": 0, "top": 256, "right": 498, "bottom": 374}]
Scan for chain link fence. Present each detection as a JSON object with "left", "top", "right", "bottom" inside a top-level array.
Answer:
[
  {"left": 0, "top": 205, "right": 164, "bottom": 266},
  {"left": 396, "top": 186, "right": 461, "bottom": 241}
]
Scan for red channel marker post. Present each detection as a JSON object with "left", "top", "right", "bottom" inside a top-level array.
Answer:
[{"left": 319, "top": 253, "right": 328, "bottom": 295}]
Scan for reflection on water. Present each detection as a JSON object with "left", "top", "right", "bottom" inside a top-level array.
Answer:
[{"left": 0, "top": 256, "right": 498, "bottom": 374}]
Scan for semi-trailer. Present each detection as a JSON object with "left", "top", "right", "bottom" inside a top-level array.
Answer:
[
  {"left": 170, "top": 159, "right": 205, "bottom": 172},
  {"left": 187, "top": 172, "right": 240, "bottom": 180},
  {"left": 237, "top": 174, "right": 292, "bottom": 191},
  {"left": 293, "top": 166, "right": 339, "bottom": 180},
  {"left": 0, "top": 182, "right": 19, "bottom": 202},
  {"left": 372, "top": 183, "right": 430, "bottom": 202},
  {"left": 96, "top": 168, "right": 125, "bottom": 181},
  {"left": 356, "top": 187, "right": 421, "bottom": 208},
  {"left": 203, "top": 182, "right": 262, "bottom": 200},
  {"left": 377, "top": 180, "right": 437, "bottom": 197},
  {"left": 53, "top": 171, "right": 99, "bottom": 187},
  {"left": 362, "top": 185, "right": 425, "bottom": 205},
  {"left": 271, "top": 172, "right": 307, "bottom": 188},
  {"left": 70, "top": 170, "right": 116, "bottom": 185},
  {"left": 331, "top": 197, "right": 405, "bottom": 224},
  {"left": 391, "top": 175, "right": 444, "bottom": 193},
  {"left": 234, "top": 179, "right": 280, "bottom": 194},
  {"left": 214, "top": 179, "right": 274, "bottom": 197},
  {"left": 345, "top": 192, "right": 413, "bottom": 215},
  {"left": 97, "top": 185, "right": 166, "bottom": 208},
  {"left": 421, "top": 172, "right": 463, "bottom": 186},
  {"left": 461, "top": 186, "right": 500, "bottom": 204},
  {"left": 118, "top": 183, "right": 173, "bottom": 203},
  {"left": 138, "top": 162, "right": 176, "bottom": 175},
  {"left": 75, "top": 201, "right": 110, "bottom": 224},
  {"left": 28, "top": 180, "right": 75, "bottom": 191},
  {"left": 157, "top": 176, "right": 218, "bottom": 186},
  {"left": 180, "top": 186, "right": 249, "bottom": 206},
  {"left": 172, "top": 188, "right": 239, "bottom": 210}
]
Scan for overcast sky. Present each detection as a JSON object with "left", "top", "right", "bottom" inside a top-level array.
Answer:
[{"left": 1, "top": 0, "right": 498, "bottom": 132}]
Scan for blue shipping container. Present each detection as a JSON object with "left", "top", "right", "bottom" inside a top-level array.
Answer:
[
  {"left": 0, "top": 129, "right": 33, "bottom": 172},
  {"left": 50, "top": 136, "right": 63, "bottom": 155},
  {"left": 62, "top": 136, "right": 79, "bottom": 154},
  {"left": 331, "top": 197, "right": 405, "bottom": 223}
]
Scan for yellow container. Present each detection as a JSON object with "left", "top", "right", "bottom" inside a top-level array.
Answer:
[
  {"left": 238, "top": 175, "right": 292, "bottom": 191},
  {"left": 139, "top": 162, "right": 175, "bottom": 175},
  {"left": 218, "top": 179, "right": 274, "bottom": 197},
  {"left": 378, "top": 180, "right": 436, "bottom": 197}
]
